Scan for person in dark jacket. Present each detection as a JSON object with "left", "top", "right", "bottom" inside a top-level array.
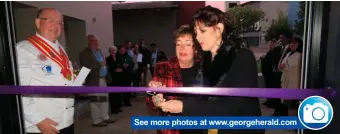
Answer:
[
  {"left": 262, "top": 33, "right": 292, "bottom": 116},
  {"left": 138, "top": 39, "right": 151, "bottom": 86},
  {"left": 106, "top": 45, "right": 123, "bottom": 114},
  {"left": 149, "top": 43, "right": 168, "bottom": 76},
  {"left": 115, "top": 45, "right": 133, "bottom": 106},
  {"left": 155, "top": 6, "right": 265, "bottom": 134}
]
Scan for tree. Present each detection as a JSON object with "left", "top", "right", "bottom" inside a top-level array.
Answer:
[
  {"left": 225, "top": 6, "right": 266, "bottom": 36},
  {"left": 265, "top": 11, "right": 292, "bottom": 41},
  {"left": 294, "top": 1, "right": 305, "bottom": 36}
]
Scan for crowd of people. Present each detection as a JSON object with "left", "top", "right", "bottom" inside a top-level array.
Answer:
[
  {"left": 15, "top": 5, "right": 304, "bottom": 134},
  {"left": 261, "top": 34, "right": 303, "bottom": 116},
  {"left": 79, "top": 36, "right": 168, "bottom": 127}
]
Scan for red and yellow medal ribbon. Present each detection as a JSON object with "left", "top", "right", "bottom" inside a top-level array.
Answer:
[
  {"left": 28, "top": 35, "right": 72, "bottom": 81},
  {"left": 208, "top": 129, "right": 218, "bottom": 134}
]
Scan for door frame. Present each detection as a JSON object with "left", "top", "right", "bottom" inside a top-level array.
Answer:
[
  {"left": 0, "top": 1, "right": 24, "bottom": 134},
  {"left": 300, "top": 1, "right": 330, "bottom": 134}
]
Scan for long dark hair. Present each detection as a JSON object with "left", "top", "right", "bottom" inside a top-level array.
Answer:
[
  {"left": 293, "top": 37, "right": 303, "bottom": 53},
  {"left": 191, "top": 6, "right": 239, "bottom": 51}
]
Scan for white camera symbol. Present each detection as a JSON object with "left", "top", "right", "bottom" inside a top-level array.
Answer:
[{"left": 303, "top": 103, "right": 329, "bottom": 123}]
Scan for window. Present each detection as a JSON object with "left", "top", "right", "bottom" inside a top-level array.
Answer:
[
  {"left": 229, "top": 3, "right": 237, "bottom": 8},
  {"left": 244, "top": 37, "right": 259, "bottom": 46}
]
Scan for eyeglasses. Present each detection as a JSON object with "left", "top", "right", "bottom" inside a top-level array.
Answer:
[{"left": 38, "top": 18, "right": 64, "bottom": 25}]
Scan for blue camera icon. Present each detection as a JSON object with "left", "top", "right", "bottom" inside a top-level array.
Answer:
[{"left": 298, "top": 96, "right": 333, "bottom": 130}]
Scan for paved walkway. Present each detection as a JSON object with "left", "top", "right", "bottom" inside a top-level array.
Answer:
[
  {"left": 74, "top": 95, "right": 296, "bottom": 134},
  {"left": 75, "top": 95, "right": 155, "bottom": 134}
]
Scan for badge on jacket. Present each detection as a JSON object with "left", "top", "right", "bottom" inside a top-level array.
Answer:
[
  {"left": 42, "top": 65, "right": 53, "bottom": 75},
  {"left": 38, "top": 53, "right": 47, "bottom": 61}
]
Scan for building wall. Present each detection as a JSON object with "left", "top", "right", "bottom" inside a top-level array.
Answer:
[
  {"left": 13, "top": 7, "right": 67, "bottom": 50},
  {"left": 13, "top": 8, "right": 38, "bottom": 42},
  {"left": 225, "top": 1, "right": 240, "bottom": 11},
  {"left": 18, "top": 1, "right": 114, "bottom": 56},
  {"left": 176, "top": 1, "right": 225, "bottom": 28},
  {"left": 205, "top": 1, "right": 225, "bottom": 11},
  {"left": 259, "top": 1, "right": 289, "bottom": 32},
  {"left": 113, "top": 8, "right": 177, "bottom": 57},
  {"left": 64, "top": 18, "right": 86, "bottom": 67},
  {"left": 240, "top": 1, "right": 289, "bottom": 47},
  {"left": 176, "top": 1, "right": 205, "bottom": 28}
]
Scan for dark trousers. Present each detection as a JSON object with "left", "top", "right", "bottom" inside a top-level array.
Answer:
[
  {"left": 27, "top": 124, "right": 74, "bottom": 134},
  {"left": 132, "top": 70, "right": 142, "bottom": 87},
  {"left": 149, "top": 67, "right": 154, "bottom": 77},
  {"left": 123, "top": 93, "right": 132, "bottom": 105},
  {"left": 109, "top": 92, "right": 122, "bottom": 113},
  {"left": 264, "top": 72, "right": 288, "bottom": 116},
  {"left": 142, "top": 66, "right": 148, "bottom": 86}
]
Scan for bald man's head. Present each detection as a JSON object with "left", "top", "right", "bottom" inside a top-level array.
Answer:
[
  {"left": 87, "top": 35, "right": 99, "bottom": 50},
  {"left": 35, "top": 8, "right": 63, "bottom": 43},
  {"left": 37, "top": 8, "right": 60, "bottom": 18}
]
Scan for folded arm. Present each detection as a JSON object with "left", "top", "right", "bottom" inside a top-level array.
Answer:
[{"left": 79, "top": 51, "right": 101, "bottom": 69}]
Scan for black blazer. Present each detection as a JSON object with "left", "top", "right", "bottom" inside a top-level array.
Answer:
[
  {"left": 180, "top": 42, "right": 264, "bottom": 134},
  {"left": 265, "top": 45, "right": 291, "bottom": 73}
]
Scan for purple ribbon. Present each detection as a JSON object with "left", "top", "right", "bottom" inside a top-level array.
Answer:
[{"left": 0, "top": 86, "right": 335, "bottom": 99}]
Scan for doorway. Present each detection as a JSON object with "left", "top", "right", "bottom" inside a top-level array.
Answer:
[
  {"left": 0, "top": 1, "right": 24, "bottom": 134},
  {"left": 63, "top": 15, "right": 86, "bottom": 68}
]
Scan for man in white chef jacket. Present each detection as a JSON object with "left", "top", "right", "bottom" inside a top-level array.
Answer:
[{"left": 16, "top": 8, "right": 75, "bottom": 134}]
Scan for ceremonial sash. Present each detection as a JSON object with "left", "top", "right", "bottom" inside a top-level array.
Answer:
[{"left": 27, "top": 35, "right": 72, "bottom": 81}]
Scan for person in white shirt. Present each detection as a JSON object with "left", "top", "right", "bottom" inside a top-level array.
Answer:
[
  {"left": 16, "top": 8, "right": 75, "bottom": 134},
  {"left": 149, "top": 43, "right": 167, "bottom": 76},
  {"left": 125, "top": 40, "right": 134, "bottom": 58},
  {"left": 279, "top": 37, "right": 303, "bottom": 112},
  {"left": 131, "top": 44, "right": 143, "bottom": 87}
]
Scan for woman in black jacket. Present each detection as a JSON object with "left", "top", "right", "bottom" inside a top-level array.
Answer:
[
  {"left": 156, "top": 6, "right": 265, "bottom": 134},
  {"left": 106, "top": 45, "right": 123, "bottom": 114},
  {"left": 116, "top": 45, "right": 133, "bottom": 106}
]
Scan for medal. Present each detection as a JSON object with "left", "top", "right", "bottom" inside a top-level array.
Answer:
[
  {"left": 66, "top": 74, "right": 72, "bottom": 81},
  {"left": 38, "top": 54, "right": 47, "bottom": 61}
]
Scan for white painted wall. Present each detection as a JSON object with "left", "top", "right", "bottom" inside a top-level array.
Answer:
[
  {"left": 64, "top": 19, "right": 86, "bottom": 67},
  {"left": 18, "top": 1, "right": 114, "bottom": 56}
]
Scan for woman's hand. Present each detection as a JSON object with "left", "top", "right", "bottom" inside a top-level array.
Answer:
[
  {"left": 148, "top": 81, "right": 166, "bottom": 87},
  {"left": 279, "top": 64, "right": 285, "bottom": 70},
  {"left": 115, "top": 68, "right": 122, "bottom": 72},
  {"left": 123, "top": 63, "right": 129, "bottom": 68},
  {"left": 158, "top": 100, "right": 183, "bottom": 113},
  {"left": 148, "top": 81, "right": 166, "bottom": 107},
  {"left": 152, "top": 94, "right": 165, "bottom": 107}
]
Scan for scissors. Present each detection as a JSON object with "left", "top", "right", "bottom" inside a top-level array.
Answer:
[{"left": 146, "top": 91, "right": 157, "bottom": 96}]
